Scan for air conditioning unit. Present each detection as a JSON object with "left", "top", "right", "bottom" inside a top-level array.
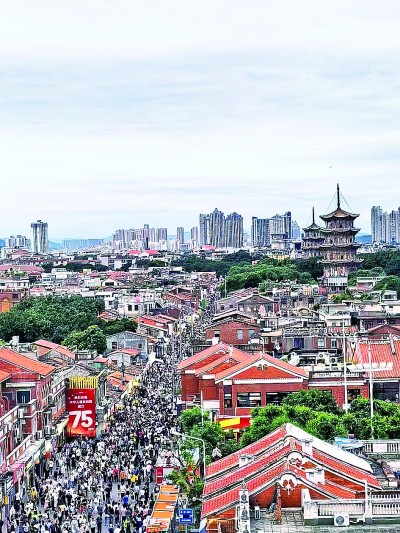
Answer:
[
  {"left": 334, "top": 513, "right": 349, "bottom": 527},
  {"left": 18, "top": 408, "right": 25, "bottom": 419},
  {"left": 36, "top": 430, "right": 43, "bottom": 440},
  {"left": 7, "top": 423, "right": 13, "bottom": 432},
  {"left": 254, "top": 506, "right": 261, "bottom": 520}
]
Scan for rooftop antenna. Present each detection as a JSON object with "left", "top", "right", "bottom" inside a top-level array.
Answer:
[{"left": 312, "top": 207, "right": 315, "bottom": 224}]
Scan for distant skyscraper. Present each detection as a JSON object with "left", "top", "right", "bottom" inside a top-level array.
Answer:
[
  {"left": 199, "top": 214, "right": 210, "bottom": 245},
  {"left": 291, "top": 221, "right": 301, "bottom": 241},
  {"left": 177, "top": 227, "right": 185, "bottom": 245},
  {"left": 190, "top": 226, "right": 199, "bottom": 244},
  {"left": 208, "top": 208, "right": 225, "bottom": 248},
  {"left": 224, "top": 212, "right": 243, "bottom": 248},
  {"left": 371, "top": 206, "right": 400, "bottom": 244},
  {"left": 156, "top": 228, "right": 168, "bottom": 242},
  {"left": 199, "top": 209, "right": 243, "bottom": 248},
  {"left": 31, "top": 220, "right": 48, "bottom": 254},
  {"left": 251, "top": 217, "right": 270, "bottom": 247},
  {"left": 5, "top": 235, "right": 31, "bottom": 249}
]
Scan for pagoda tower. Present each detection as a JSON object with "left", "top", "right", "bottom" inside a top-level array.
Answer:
[
  {"left": 302, "top": 207, "right": 325, "bottom": 257},
  {"left": 319, "top": 184, "right": 362, "bottom": 291}
]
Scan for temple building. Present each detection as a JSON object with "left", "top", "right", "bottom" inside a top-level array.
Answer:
[
  {"left": 302, "top": 208, "right": 325, "bottom": 258},
  {"left": 302, "top": 185, "right": 362, "bottom": 292}
]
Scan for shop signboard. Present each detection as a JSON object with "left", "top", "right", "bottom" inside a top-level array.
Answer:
[
  {"left": 12, "top": 463, "right": 24, "bottom": 483},
  {"left": 66, "top": 388, "right": 96, "bottom": 437}
]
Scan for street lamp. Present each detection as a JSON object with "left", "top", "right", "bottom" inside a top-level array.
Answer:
[
  {"left": 349, "top": 343, "right": 393, "bottom": 439},
  {"left": 171, "top": 429, "right": 207, "bottom": 480}
]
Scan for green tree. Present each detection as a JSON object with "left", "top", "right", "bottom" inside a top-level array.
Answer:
[
  {"left": 304, "top": 412, "right": 347, "bottom": 441},
  {"left": 62, "top": 325, "right": 107, "bottom": 353},
  {"left": 0, "top": 295, "right": 105, "bottom": 343},
  {"left": 282, "top": 390, "right": 340, "bottom": 414},
  {"left": 374, "top": 275, "right": 400, "bottom": 297},
  {"left": 99, "top": 318, "right": 137, "bottom": 336}
]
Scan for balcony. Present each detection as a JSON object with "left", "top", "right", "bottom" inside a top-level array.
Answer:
[{"left": 304, "top": 494, "right": 400, "bottom": 525}]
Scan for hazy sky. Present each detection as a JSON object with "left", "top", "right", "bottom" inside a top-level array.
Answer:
[{"left": 2, "top": 1, "right": 400, "bottom": 238}]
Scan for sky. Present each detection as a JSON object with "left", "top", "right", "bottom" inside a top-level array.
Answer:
[{"left": 2, "top": 1, "right": 400, "bottom": 238}]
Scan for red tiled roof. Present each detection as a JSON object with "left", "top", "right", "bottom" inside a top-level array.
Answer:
[
  {"left": 214, "top": 352, "right": 308, "bottom": 382},
  {"left": 33, "top": 340, "right": 75, "bottom": 360},
  {"left": 109, "top": 349, "right": 141, "bottom": 357},
  {"left": 204, "top": 442, "right": 291, "bottom": 496},
  {"left": 195, "top": 350, "right": 250, "bottom": 376},
  {"left": 0, "top": 370, "right": 10, "bottom": 382},
  {"left": 178, "top": 343, "right": 248, "bottom": 371},
  {"left": 0, "top": 348, "right": 55, "bottom": 376},
  {"left": 313, "top": 449, "right": 381, "bottom": 489},
  {"left": 206, "top": 425, "right": 287, "bottom": 477},
  {"left": 356, "top": 340, "right": 400, "bottom": 379},
  {"left": 202, "top": 463, "right": 358, "bottom": 518}
]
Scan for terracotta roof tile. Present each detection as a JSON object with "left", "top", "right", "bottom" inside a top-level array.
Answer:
[
  {"left": 178, "top": 343, "right": 249, "bottom": 370},
  {"left": 356, "top": 340, "right": 400, "bottom": 379},
  {"left": 0, "top": 348, "right": 55, "bottom": 376},
  {"left": 214, "top": 353, "right": 308, "bottom": 382},
  {"left": 195, "top": 350, "right": 250, "bottom": 376}
]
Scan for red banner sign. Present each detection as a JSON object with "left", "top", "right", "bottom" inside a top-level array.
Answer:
[{"left": 66, "top": 388, "right": 96, "bottom": 437}]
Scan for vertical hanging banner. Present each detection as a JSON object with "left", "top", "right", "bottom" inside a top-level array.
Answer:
[{"left": 66, "top": 388, "right": 96, "bottom": 437}]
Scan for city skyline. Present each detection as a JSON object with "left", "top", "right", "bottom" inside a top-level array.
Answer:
[{"left": 2, "top": 1, "right": 400, "bottom": 236}]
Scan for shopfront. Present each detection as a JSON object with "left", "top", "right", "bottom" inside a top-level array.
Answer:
[{"left": 8, "top": 462, "right": 24, "bottom": 500}]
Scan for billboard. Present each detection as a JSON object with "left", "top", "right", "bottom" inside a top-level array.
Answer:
[{"left": 66, "top": 388, "right": 96, "bottom": 437}]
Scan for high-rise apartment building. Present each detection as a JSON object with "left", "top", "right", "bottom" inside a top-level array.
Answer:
[
  {"left": 199, "top": 214, "right": 210, "bottom": 245},
  {"left": 156, "top": 228, "right": 168, "bottom": 242},
  {"left": 291, "top": 221, "right": 301, "bottom": 241},
  {"left": 371, "top": 206, "right": 400, "bottom": 244},
  {"left": 31, "top": 220, "right": 49, "bottom": 254},
  {"left": 190, "top": 226, "right": 199, "bottom": 244},
  {"left": 251, "top": 218, "right": 270, "bottom": 247},
  {"left": 5, "top": 235, "right": 31, "bottom": 249},
  {"left": 199, "top": 209, "right": 244, "bottom": 248},
  {"left": 113, "top": 225, "right": 169, "bottom": 249},
  {"left": 224, "top": 212, "right": 243, "bottom": 248},
  {"left": 177, "top": 227, "right": 185, "bottom": 245}
]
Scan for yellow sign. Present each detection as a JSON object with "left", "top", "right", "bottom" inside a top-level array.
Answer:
[
  {"left": 69, "top": 376, "right": 99, "bottom": 389},
  {"left": 219, "top": 417, "right": 240, "bottom": 428}
]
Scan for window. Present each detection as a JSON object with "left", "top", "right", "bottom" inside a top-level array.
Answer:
[
  {"left": 224, "top": 393, "right": 232, "bottom": 408},
  {"left": 16, "top": 390, "right": 31, "bottom": 404},
  {"left": 331, "top": 339, "right": 337, "bottom": 349},
  {"left": 214, "top": 330, "right": 220, "bottom": 338},
  {"left": 112, "top": 342, "right": 118, "bottom": 350},
  {"left": 237, "top": 392, "right": 261, "bottom": 408},
  {"left": 248, "top": 329, "right": 255, "bottom": 338},
  {"left": 266, "top": 392, "right": 290, "bottom": 405},
  {"left": 374, "top": 382, "right": 399, "bottom": 402},
  {"left": 347, "top": 388, "right": 360, "bottom": 403},
  {"left": 138, "top": 343, "right": 143, "bottom": 349},
  {"left": 221, "top": 305, "right": 225, "bottom": 310},
  {"left": 317, "top": 338, "right": 325, "bottom": 349},
  {"left": 127, "top": 304, "right": 132, "bottom": 311},
  {"left": 237, "top": 329, "right": 244, "bottom": 341}
]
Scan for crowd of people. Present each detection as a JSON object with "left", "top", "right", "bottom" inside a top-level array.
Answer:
[{"left": 5, "top": 352, "right": 178, "bottom": 533}]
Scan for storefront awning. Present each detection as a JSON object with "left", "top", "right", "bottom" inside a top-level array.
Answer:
[
  {"left": 18, "top": 439, "right": 44, "bottom": 469},
  {"left": 56, "top": 418, "right": 69, "bottom": 435}
]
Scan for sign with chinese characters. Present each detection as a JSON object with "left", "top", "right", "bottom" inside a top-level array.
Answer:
[
  {"left": 179, "top": 509, "right": 194, "bottom": 524},
  {"left": 66, "top": 388, "right": 96, "bottom": 437}
]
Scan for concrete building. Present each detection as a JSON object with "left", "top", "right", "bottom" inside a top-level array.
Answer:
[
  {"left": 251, "top": 217, "right": 270, "bottom": 247},
  {"left": 31, "top": 220, "right": 49, "bottom": 254}
]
